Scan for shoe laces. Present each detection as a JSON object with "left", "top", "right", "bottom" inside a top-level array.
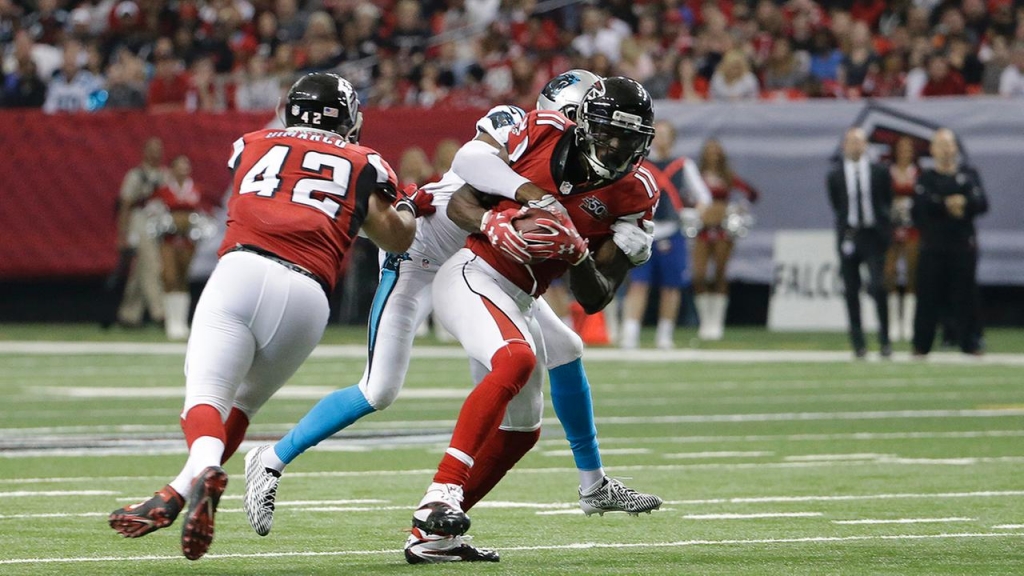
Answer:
[{"left": 261, "top": 480, "right": 278, "bottom": 511}]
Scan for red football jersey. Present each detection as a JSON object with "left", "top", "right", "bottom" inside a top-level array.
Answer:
[
  {"left": 219, "top": 128, "right": 398, "bottom": 292},
  {"left": 466, "top": 110, "right": 659, "bottom": 297}
]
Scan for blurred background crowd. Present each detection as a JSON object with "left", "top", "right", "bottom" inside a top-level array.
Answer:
[{"left": 5, "top": 0, "right": 1024, "bottom": 112}]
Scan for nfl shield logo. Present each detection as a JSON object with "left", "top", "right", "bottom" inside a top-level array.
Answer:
[{"left": 291, "top": 105, "right": 300, "bottom": 116}]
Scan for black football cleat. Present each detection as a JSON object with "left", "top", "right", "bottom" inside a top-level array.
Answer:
[{"left": 109, "top": 485, "right": 185, "bottom": 538}]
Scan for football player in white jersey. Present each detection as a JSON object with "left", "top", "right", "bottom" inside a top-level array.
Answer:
[{"left": 242, "top": 71, "right": 662, "bottom": 556}]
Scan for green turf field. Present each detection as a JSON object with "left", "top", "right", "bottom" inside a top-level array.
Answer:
[{"left": 1, "top": 325, "right": 1023, "bottom": 575}]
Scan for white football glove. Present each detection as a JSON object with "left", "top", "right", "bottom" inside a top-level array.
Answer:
[
  {"left": 526, "top": 193, "right": 569, "bottom": 216},
  {"left": 611, "top": 218, "right": 654, "bottom": 266}
]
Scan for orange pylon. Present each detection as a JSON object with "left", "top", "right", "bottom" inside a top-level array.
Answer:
[{"left": 569, "top": 302, "right": 610, "bottom": 345}]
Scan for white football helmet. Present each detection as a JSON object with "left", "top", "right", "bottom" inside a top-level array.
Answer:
[{"left": 536, "top": 69, "right": 602, "bottom": 121}]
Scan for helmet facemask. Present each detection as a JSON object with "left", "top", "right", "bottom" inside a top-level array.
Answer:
[{"left": 577, "top": 109, "right": 654, "bottom": 180}]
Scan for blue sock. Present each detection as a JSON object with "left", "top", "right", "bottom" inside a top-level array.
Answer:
[
  {"left": 274, "top": 384, "right": 375, "bottom": 464},
  {"left": 273, "top": 254, "right": 404, "bottom": 465},
  {"left": 548, "top": 359, "right": 602, "bottom": 471}
]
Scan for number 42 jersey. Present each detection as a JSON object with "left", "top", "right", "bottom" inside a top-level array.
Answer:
[{"left": 220, "top": 128, "right": 398, "bottom": 292}]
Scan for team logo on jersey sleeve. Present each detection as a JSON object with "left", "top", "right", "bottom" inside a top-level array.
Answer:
[{"left": 579, "top": 196, "right": 609, "bottom": 220}]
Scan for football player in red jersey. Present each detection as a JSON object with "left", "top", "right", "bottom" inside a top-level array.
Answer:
[
  {"left": 108, "top": 72, "right": 428, "bottom": 561},
  {"left": 405, "top": 77, "right": 659, "bottom": 560}
]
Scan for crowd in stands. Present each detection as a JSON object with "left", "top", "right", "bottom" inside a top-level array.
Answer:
[{"left": 3, "top": 0, "right": 1024, "bottom": 113}]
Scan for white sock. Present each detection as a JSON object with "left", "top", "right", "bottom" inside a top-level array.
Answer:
[
  {"left": 655, "top": 318, "right": 674, "bottom": 343},
  {"left": 580, "top": 469, "right": 606, "bottom": 495},
  {"left": 169, "top": 467, "right": 193, "bottom": 497},
  {"left": 187, "top": 436, "right": 225, "bottom": 475},
  {"left": 262, "top": 446, "right": 288, "bottom": 473},
  {"left": 168, "top": 436, "right": 225, "bottom": 497},
  {"left": 621, "top": 319, "right": 640, "bottom": 348}
]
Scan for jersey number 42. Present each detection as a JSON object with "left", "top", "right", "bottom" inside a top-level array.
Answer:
[{"left": 240, "top": 145, "right": 350, "bottom": 219}]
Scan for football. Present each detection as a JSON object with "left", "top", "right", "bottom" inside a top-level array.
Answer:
[
  {"left": 511, "top": 207, "right": 554, "bottom": 236},
  {"left": 511, "top": 207, "right": 562, "bottom": 264}
]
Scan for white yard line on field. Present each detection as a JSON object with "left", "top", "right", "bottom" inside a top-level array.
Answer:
[
  {"left": 665, "top": 490, "right": 1024, "bottom": 505},
  {"left": 663, "top": 451, "right": 775, "bottom": 459},
  {"left": 993, "top": 524, "right": 1024, "bottom": 529},
  {"left": 0, "top": 533, "right": 1022, "bottom": 565},
  {"left": 684, "top": 512, "right": 823, "bottom": 520},
  {"left": 571, "top": 430, "right": 1024, "bottom": 445},
  {"left": 0, "top": 490, "right": 116, "bottom": 498},
  {"left": 2, "top": 341, "right": 1023, "bottom": 365},
  {"left": 833, "top": 518, "right": 975, "bottom": 525},
  {"left": 4, "top": 408, "right": 1023, "bottom": 440},
  {"left": 784, "top": 454, "right": 892, "bottom": 461},
  {"left": 540, "top": 448, "right": 651, "bottom": 457},
  {"left": 33, "top": 386, "right": 467, "bottom": 400}
]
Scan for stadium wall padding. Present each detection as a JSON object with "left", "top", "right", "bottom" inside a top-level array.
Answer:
[{"left": 0, "top": 109, "right": 486, "bottom": 279}]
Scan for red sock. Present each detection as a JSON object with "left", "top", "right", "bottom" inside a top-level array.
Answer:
[
  {"left": 462, "top": 428, "right": 541, "bottom": 511},
  {"left": 181, "top": 404, "right": 226, "bottom": 449},
  {"left": 434, "top": 343, "right": 536, "bottom": 487},
  {"left": 221, "top": 407, "right": 250, "bottom": 463}
]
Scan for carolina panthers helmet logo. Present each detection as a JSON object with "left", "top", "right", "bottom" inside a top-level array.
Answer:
[{"left": 542, "top": 73, "right": 581, "bottom": 100}]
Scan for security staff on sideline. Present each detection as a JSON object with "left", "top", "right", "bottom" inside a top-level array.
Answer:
[
  {"left": 828, "top": 127, "right": 893, "bottom": 358},
  {"left": 911, "top": 128, "right": 988, "bottom": 356}
]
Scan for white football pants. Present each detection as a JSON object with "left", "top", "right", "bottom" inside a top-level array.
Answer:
[
  {"left": 360, "top": 246, "right": 576, "bottom": 430},
  {"left": 432, "top": 248, "right": 547, "bottom": 431},
  {"left": 182, "top": 251, "right": 329, "bottom": 420}
]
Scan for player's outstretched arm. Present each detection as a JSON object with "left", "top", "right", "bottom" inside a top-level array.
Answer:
[
  {"left": 452, "top": 133, "right": 551, "bottom": 204},
  {"left": 569, "top": 239, "right": 631, "bottom": 315},
  {"left": 362, "top": 192, "right": 417, "bottom": 254}
]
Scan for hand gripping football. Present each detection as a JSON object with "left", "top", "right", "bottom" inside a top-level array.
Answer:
[{"left": 514, "top": 207, "right": 589, "bottom": 265}]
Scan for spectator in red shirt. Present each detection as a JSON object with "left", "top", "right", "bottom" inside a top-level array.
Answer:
[
  {"left": 921, "top": 53, "right": 967, "bottom": 97},
  {"left": 147, "top": 53, "right": 190, "bottom": 112}
]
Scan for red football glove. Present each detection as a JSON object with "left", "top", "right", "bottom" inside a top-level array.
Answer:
[
  {"left": 520, "top": 211, "right": 589, "bottom": 266},
  {"left": 394, "top": 184, "right": 436, "bottom": 217},
  {"left": 481, "top": 207, "right": 531, "bottom": 264}
]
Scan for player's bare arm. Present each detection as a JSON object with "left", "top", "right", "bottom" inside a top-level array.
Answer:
[
  {"left": 362, "top": 192, "right": 417, "bottom": 253},
  {"left": 569, "top": 238, "right": 631, "bottom": 314},
  {"left": 447, "top": 185, "right": 491, "bottom": 234}
]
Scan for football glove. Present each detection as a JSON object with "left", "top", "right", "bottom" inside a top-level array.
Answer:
[
  {"left": 526, "top": 193, "right": 569, "bottom": 216},
  {"left": 611, "top": 218, "right": 654, "bottom": 266},
  {"left": 481, "top": 207, "right": 532, "bottom": 264},
  {"left": 520, "top": 210, "right": 589, "bottom": 266},
  {"left": 394, "top": 184, "right": 436, "bottom": 217}
]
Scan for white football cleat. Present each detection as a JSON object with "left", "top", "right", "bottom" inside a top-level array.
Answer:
[
  {"left": 243, "top": 445, "right": 281, "bottom": 536},
  {"left": 579, "top": 477, "right": 663, "bottom": 516}
]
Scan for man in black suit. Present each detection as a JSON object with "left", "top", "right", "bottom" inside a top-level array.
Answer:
[{"left": 827, "top": 127, "right": 893, "bottom": 358}]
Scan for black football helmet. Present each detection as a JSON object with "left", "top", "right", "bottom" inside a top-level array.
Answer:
[
  {"left": 575, "top": 76, "right": 655, "bottom": 180},
  {"left": 284, "top": 72, "right": 363, "bottom": 142}
]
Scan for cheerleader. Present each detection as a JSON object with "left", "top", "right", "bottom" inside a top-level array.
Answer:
[
  {"left": 692, "top": 139, "right": 759, "bottom": 340},
  {"left": 884, "top": 136, "right": 920, "bottom": 342},
  {"left": 150, "top": 155, "right": 204, "bottom": 340}
]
